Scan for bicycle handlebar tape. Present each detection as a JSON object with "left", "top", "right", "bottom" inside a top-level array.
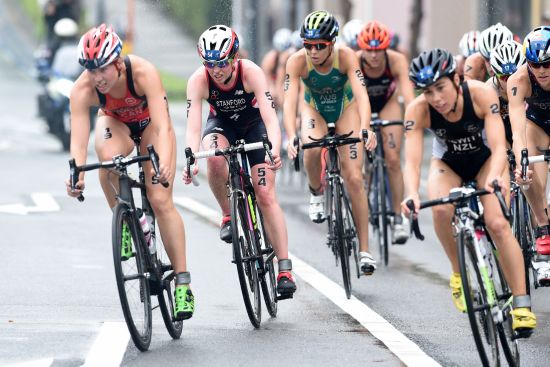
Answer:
[
  {"left": 278, "top": 259, "right": 292, "bottom": 271},
  {"left": 176, "top": 272, "right": 191, "bottom": 285},
  {"left": 293, "top": 137, "right": 300, "bottom": 172},
  {"left": 406, "top": 200, "right": 424, "bottom": 240}
]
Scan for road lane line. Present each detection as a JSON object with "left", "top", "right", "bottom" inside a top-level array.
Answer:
[
  {"left": 175, "top": 196, "right": 441, "bottom": 367},
  {"left": 5, "top": 359, "right": 54, "bottom": 367},
  {"left": 82, "top": 322, "right": 129, "bottom": 367}
]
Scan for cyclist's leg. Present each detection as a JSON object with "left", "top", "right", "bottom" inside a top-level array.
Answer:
[
  {"left": 379, "top": 97, "right": 407, "bottom": 241},
  {"left": 94, "top": 114, "right": 135, "bottom": 208},
  {"left": 477, "top": 159, "right": 536, "bottom": 334},
  {"left": 141, "top": 121, "right": 194, "bottom": 319},
  {"left": 335, "top": 102, "right": 368, "bottom": 251},
  {"left": 301, "top": 104, "right": 328, "bottom": 222},
  {"left": 427, "top": 158, "right": 462, "bottom": 271}
]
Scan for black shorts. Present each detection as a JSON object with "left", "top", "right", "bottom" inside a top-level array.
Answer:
[
  {"left": 441, "top": 150, "right": 491, "bottom": 182},
  {"left": 202, "top": 117, "right": 267, "bottom": 167},
  {"left": 526, "top": 108, "right": 550, "bottom": 136},
  {"left": 126, "top": 119, "right": 151, "bottom": 137}
]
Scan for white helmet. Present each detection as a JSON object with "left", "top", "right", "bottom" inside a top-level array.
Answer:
[
  {"left": 490, "top": 40, "right": 525, "bottom": 76},
  {"left": 54, "top": 18, "right": 79, "bottom": 38},
  {"left": 342, "top": 19, "right": 363, "bottom": 49},
  {"left": 479, "top": 23, "right": 513, "bottom": 59},
  {"left": 290, "top": 30, "right": 303, "bottom": 49},
  {"left": 197, "top": 25, "right": 239, "bottom": 61},
  {"left": 272, "top": 28, "right": 292, "bottom": 52},
  {"left": 458, "top": 30, "right": 480, "bottom": 57}
]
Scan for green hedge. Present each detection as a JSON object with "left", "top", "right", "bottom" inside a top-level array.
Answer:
[{"left": 154, "top": 0, "right": 232, "bottom": 41}]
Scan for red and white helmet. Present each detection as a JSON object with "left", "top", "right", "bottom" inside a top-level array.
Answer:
[
  {"left": 197, "top": 25, "right": 240, "bottom": 62},
  {"left": 78, "top": 24, "right": 123, "bottom": 70}
]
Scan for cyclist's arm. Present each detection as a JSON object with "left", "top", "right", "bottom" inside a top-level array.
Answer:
[
  {"left": 391, "top": 50, "right": 415, "bottom": 108},
  {"left": 507, "top": 65, "right": 530, "bottom": 160},
  {"left": 283, "top": 52, "right": 303, "bottom": 142},
  {"left": 136, "top": 56, "right": 174, "bottom": 165},
  {"left": 185, "top": 68, "right": 208, "bottom": 153},
  {"left": 472, "top": 81, "right": 507, "bottom": 180},
  {"left": 242, "top": 60, "right": 281, "bottom": 155},
  {"left": 463, "top": 53, "right": 484, "bottom": 81},
  {"left": 341, "top": 46, "right": 371, "bottom": 131},
  {"left": 69, "top": 75, "right": 94, "bottom": 169},
  {"left": 403, "top": 97, "right": 428, "bottom": 197}
]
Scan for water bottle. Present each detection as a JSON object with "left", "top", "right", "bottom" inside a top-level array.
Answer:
[
  {"left": 137, "top": 209, "right": 153, "bottom": 252},
  {"left": 476, "top": 229, "right": 493, "bottom": 278},
  {"left": 146, "top": 213, "right": 156, "bottom": 254}
]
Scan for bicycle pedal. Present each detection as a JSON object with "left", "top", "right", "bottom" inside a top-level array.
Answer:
[
  {"left": 512, "top": 328, "right": 533, "bottom": 340},
  {"left": 276, "top": 293, "right": 294, "bottom": 301},
  {"left": 537, "top": 278, "right": 550, "bottom": 287}
]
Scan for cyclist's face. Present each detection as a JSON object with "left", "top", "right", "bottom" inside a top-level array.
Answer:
[
  {"left": 88, "top": 62, "right": 119, "bottom": 93},
  {"left": 304, "top": 40, "right": 332, "bottom": 65},
  {"left": 528, "top": 62, "right": 550, "bottom": 87},
  {"left": 363, "top": 49, "right": 385, "bottom": 67},
  {"left": 423, "top": 76, "right": 459, "bottom": 114},
  {"left": 205, "top": 59, "right": 234, "bottom": 83}
]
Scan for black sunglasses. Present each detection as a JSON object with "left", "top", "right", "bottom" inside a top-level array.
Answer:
[
  {"left": 303, "top": 41, "right": 331, "bottom": 51},
  {"left": 528, "top": 60, "right": 550, "bottom": 69}
]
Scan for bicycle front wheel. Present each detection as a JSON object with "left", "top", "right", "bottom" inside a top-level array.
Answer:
[
  {"left": 458, "top": 229, "right": 499, "bottom": 367},
  {"left": 518, "top": 192, "right": 536, "bottom": 291},
  {"left": 231, "top": 193, "right": 261, "bottom": 328},
  {"left": 155, "top": 235, "right": 183, "bottom": 339},
  {"left": 342, "top": 184, "right": 360, "bottom": 279},
  {"left": 333, "top": 180, "right": 352, "bottom": 299},
  {"left": 254, "top": 205, "right": 278, "bottom": 317},
  {"left": 112, "top": 204, "right": 152, "bottom": 351}
]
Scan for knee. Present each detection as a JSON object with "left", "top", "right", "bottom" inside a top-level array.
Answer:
[
  {"left": 385, "top": 154, "right": 402, "bottom": 171},
  {"left": 432, "top": 206, "right": 453, "bottom": 224},
  {"left": 207, "top": 156, "right": 227, "bottom": 173},
  {"left": 148, "top": 191, "right": 173, "bottom": 216},
  {"left": 256, "top": 188, "right": 276, "bottom": 209},
  {"left": 486, "top": 217, "right": 510, "bottom": 237},
  {"left": 344, "top": 172, "right": 364, "bottom": 193}
]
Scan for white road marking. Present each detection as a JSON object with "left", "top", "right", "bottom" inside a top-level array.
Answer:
[
  {"left": 4, "top": 358, "right": 54, "bottom": 367},
  {"left": 175, "top": 196, "right": 441, "bottom": 367},
  {"left": 0, "top": 192, "right": 60, "bottom": 215},
  {"left": 82, "top": 322, "right": 129, "bottom": 367}
]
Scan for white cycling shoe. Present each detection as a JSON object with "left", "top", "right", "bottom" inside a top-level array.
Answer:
[
  {"left": 360, "top": 252, "right": 377, "bottom": 275},
  {"left": 309, "top": 193, "right": 325, "bottom": 223},
  {"left": 393, "top": 223, "right": 409, "bottom": 245},
  {"left": 535, "top": 261, "right": 550, "bottom": 287}
]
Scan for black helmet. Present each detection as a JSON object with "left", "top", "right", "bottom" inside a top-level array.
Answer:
[
  {"left": 409, "top": 48, "right": 456, "bottom": 88},
  {"left": 300, "top": 10, "right": 339, "bottom": 41}
]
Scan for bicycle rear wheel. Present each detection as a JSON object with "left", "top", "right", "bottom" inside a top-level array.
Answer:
[
  {"left": 155, "top": 234, "right": 183, "bottom": 339},
  {"left": 112, "top": 204, "right": 152, "bottom": 351},
  {"left": 334, "top": 180, "right": 352, "bottom": 299},
  {"left": 231, "top": 193, "right": 261, "bottom": 328},
  {"left": 458, "top": 229, "right": 499, "bottom": 367},
  {"left": 254, "top": 205, "right": 278, "bottom": 317},
  {"left": 342, "top": 185, "right": 360, "bottom": 279}
]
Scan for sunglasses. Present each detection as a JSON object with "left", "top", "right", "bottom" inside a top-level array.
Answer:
[
  {"left": 203, "top": 58, "right": 233, "bottom": 69},
  {"left": 497, "top": 74, "right": 511, "bottom": 81},
  {"left": 303, "top": 41, "right": 331, "bottom": 51},
  {"left": 528, "top": 60, "right": 550, "bottom": 69}
]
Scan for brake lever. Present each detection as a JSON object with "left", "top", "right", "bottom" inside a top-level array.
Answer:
[
  {"left": 293, "top": 136, "right": 300, "bottom": 172},
  {"left": 406, "top": 199, "right": 424, "bottom": 240},
  {"left": 68, "top": 158, "right": 84, "bottom": 202},
  {"left": 147, "top": 145, "right": 169, "bottom": 188}
]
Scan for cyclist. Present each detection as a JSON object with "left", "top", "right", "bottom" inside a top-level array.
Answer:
[
  {"left": 464, "top": 23, "right": 513, "bottom": 82},
  {"left": 183, "top": 25, "right": 296, "bottom": 298},
  {"left": 284, "top": 10, "right": 378, "bottom": 274},
  {"left": 508, "top": 26, "right": 550, "bottom": 285},
  {"left": 65, "top": 24, "right": 194, "bottom": 320},
  {"left": 401, "top": 48, "right": 536, "bottom": 336},
  {"left": 356, "top": 20, "right": 415, "bottom": 244},
  {"left": 261, "top": 28, "right": 292, "bottom": 108},
  {"left": 341, "top": 19, "right": 363, "bottom": 51},
  {"left": 486, "top": 40, "right": 525, "bottom": 147},
  {"left": 455, "top": 30, "right": 480, "bottom": 79}
]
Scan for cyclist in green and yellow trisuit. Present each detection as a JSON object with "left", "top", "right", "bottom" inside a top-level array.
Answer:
[{"left": 284, "top": 10, "right": 378, "bottom": 275}]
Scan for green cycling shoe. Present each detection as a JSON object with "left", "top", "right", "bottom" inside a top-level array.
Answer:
[{"left": 174, "top": 284, "right": 195, "bottom": 321}]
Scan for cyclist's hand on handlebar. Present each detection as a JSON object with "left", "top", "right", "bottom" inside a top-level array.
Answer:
[
  {"left": 266, "top": 153, "right": 282, "bottom": 171},
  {"left": 401, "top": 193, "right": 420, "bottom": 217},
  {"left": 182, "top": 162, "right": 199, "bottom": 185},
  {"left": 286, "top": 139, "right": 298, "bottom": 159},
  {"left": 485, "top": 175, "right": 504, "bottom": 193},
  {"left": 363, "top": 129, "right": 377, "bottom": 151},
  {"left": 65, "top": 178, "right": 85, "bottom": 198},
  {"left": 151, "top": 162, "right": 171, "bottom": 185},
  {"left": 514, "top": 166, "right": 533, "bottom": 186}
]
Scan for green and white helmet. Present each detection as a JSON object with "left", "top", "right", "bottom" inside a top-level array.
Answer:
[{"left": 300, "top": 10, "right": 339, "bottom": 41}]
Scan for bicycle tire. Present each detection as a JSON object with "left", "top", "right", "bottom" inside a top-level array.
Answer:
[
  {"left": 334, "top": 179, "right": 352, "bottom": 299},
  {"left": 231, "top": 193, "right": 261, "bottom": 328},
  {"left": 342, "top": 185, "right": 361, "bottom": 279},
  {"left": 518, "top": 192, "right": 536, "bottom": 292},
  {"left": 376, "top": 156, "right": 390, "bottom": 266},
  {"left": 458, "top": 228, "right": 499, "bottom": 367},
  {"left": 155, "top": 234, "right": 183, "bottom": 339},
  {"left": 491, "top": 245, "right": 520, "bottom": 367},
  {"left": 255, "top": 205, "right": 278, "bottom": 317},
  {"left": 112, "top": 204, "right": 152, "bottom": 351}
]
